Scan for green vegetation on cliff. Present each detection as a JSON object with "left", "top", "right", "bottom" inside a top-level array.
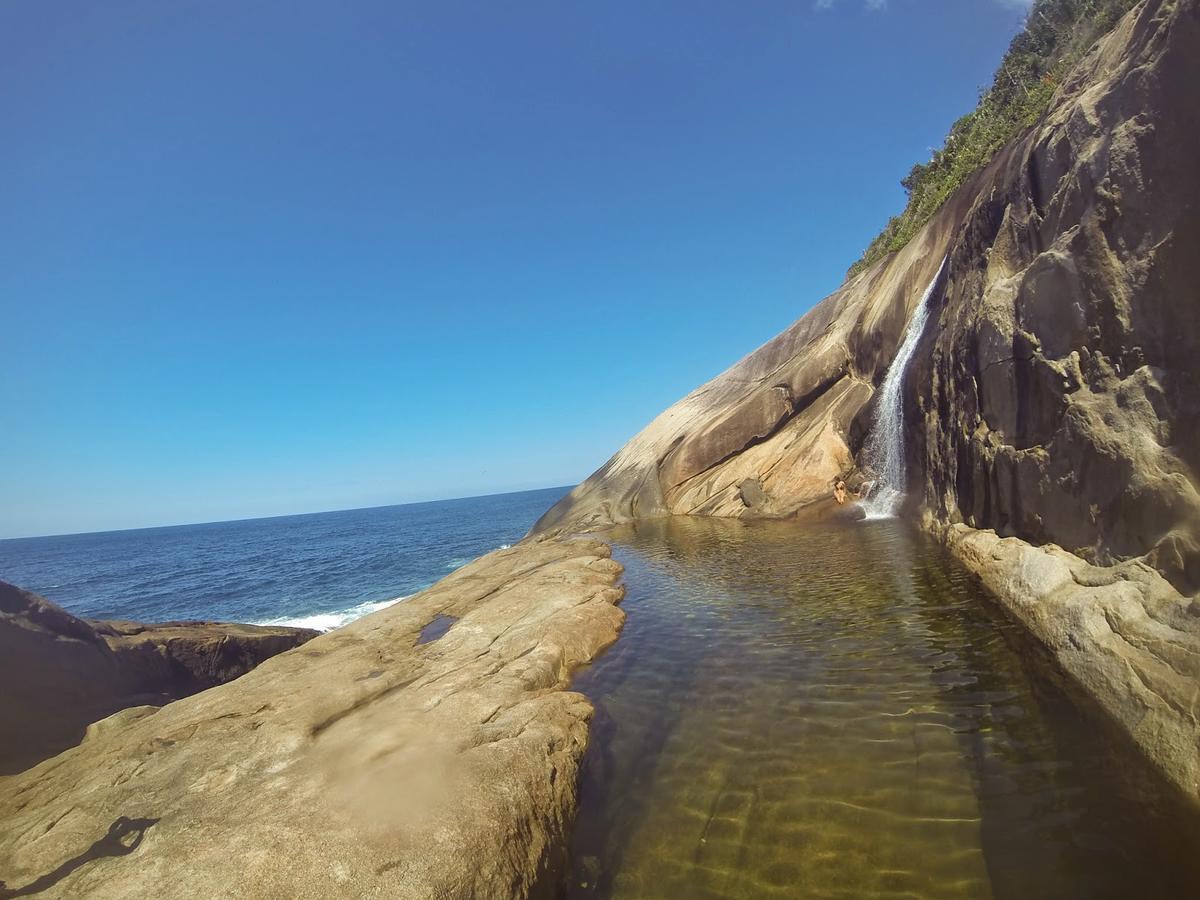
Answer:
[{"left": 847, "top": 0, "right": 1137, "bottom": 279}]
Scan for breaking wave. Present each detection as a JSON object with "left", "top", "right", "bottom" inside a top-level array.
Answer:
[{"left": 254, "top": 594, "right": 410, "bottom": 632}]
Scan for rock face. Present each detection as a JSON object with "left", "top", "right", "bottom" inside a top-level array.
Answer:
[
  {"left": 88, "top": 619, "right": 320, "bottom": 694},
  {"left": 532, "top": 236, "right": 953, "bottom": 532},
  {"left": 537, "top": 0, "right": 1200, "bottom": 549},
  {"left": 0, "top": 539, "right": 624, "bottom": 899},
  {"left": 913, "top": 0, "right": 1200, "bottom": 596},
  {"left": 533, "top": 0, "right": 1200, "bottom": 802},
  {"left": 933, "top": 520, "right": 1200, "bottom": 800},
  {"left": 0, "top": 581, "right": 316, "bottom": 776}
]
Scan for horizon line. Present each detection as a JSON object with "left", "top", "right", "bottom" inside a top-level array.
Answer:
[{"left": 0, "top": 483, "right": 575, "bottom": 544}]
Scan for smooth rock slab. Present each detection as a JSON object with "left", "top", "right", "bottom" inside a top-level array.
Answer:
[{"left": 0, "top": 538, "right": 624, "bottom": 899}]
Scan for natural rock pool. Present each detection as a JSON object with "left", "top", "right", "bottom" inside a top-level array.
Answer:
[{"left": 563, "top": 517, "right": 1200, "bottom": 899}]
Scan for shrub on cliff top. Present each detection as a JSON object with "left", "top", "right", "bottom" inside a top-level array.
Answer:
[{"left": 846, "top": 0, "right": 1137, "bottom": 280}]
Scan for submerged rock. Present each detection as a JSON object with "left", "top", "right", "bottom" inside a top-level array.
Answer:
[
  {"left": 0, "top": 539, "right": 624, "bottom": 898},
  {"left": 533, "top": 0, "right": 1200, "bottom": 803},
  {"left": 0, "top": 581, "right": 316, "bottom": 776}
]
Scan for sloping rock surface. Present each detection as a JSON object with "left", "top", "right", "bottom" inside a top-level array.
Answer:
[
  {"left": 532, "top": 230, "right": 954, "bottom": 532},
  {"left": 0, "top": 539, "right": 624, "bottom": 899},
  {"left": 533, "top": 0, "right": 1200, "bottom": 802},
  {"left": 537, "top": 0, "right": 1200, "bottom": 555},
  {"left": 0, "top": 581, "right": 316, "bottom": 776}
]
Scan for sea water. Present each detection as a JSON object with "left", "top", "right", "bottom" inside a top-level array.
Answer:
[{"left": 0, "top": 487, "right": 566, "bottom": 628}]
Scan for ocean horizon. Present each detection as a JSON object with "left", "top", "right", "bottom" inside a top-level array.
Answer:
[{"left": 0, "top": 485, "right": 569, "bottom": 630}]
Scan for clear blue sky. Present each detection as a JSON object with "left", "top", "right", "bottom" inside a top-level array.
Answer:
[{"left": 0, "top": 0, "right": 1031, "bottom": 538}]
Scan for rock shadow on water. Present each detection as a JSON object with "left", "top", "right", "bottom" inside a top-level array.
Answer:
[
  {"left": 0, "top": 816, "right": 158, "bottom": 898},
  {"left": 863, "top": 521, "right": 1200, "bottom": 899}
]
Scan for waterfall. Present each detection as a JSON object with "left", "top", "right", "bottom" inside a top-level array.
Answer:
[{"left": 859, "top": 257, "right": 947, "bottom": 519}]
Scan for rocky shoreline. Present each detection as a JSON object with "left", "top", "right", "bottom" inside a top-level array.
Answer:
[
  {"left": 0, "top": 539, "right": 623, "bottom": 898},
  {"left": 2, "top": 1, "right": 1197, "bottom": 895}
]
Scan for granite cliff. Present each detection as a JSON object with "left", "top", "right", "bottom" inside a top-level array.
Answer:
[{"left": 536, "top": 0, "right": 1200, "bottom": 802}]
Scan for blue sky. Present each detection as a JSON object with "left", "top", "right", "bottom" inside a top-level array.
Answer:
[{"left": 0, "top": 0, "right": 1031, "bottom": 538}]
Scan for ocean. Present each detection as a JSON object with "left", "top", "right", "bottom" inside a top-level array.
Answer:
[{"left": 0, "top": 486, "right": 568, "bottom": 630}]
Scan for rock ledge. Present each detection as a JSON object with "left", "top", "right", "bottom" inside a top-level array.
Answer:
[{"left": 0, "top": 538, "right": 624, "bottom": 899}]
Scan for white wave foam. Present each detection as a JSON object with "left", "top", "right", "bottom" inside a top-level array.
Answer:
[{"left": 255, "top": 594, "right": 410, "bottom": 632}]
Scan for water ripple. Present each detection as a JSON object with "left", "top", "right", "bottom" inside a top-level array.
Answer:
[{"left": 565, "top": 516, "right": 1200, "bottom": 900}]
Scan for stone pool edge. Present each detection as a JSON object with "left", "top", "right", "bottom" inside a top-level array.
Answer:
[{"left": 929, "top": 517, "right": 1200, "bottom": 807}]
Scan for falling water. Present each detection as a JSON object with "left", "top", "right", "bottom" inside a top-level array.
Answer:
[{"left": 859, "top": 257, "right": 947, "bottom": 519}]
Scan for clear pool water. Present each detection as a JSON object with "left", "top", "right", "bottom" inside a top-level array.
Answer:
[{"left": 565, "top": 516, "right": 1200, "bottom": 899}]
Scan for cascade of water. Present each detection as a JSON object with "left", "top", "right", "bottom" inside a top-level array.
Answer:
[{"left": 859, "top": 257, "right": 947, "bottom": 519}]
